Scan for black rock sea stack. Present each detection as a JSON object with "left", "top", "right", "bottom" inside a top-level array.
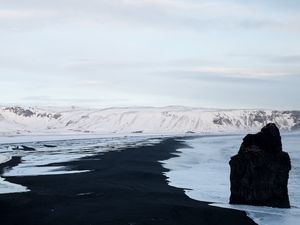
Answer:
[{"left": 229, "top": 123, "right": 291, "bottom": 208}]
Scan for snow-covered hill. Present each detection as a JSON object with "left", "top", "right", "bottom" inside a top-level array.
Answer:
[{"left": 0, "top": 106, "right": 300, "bottom": 136}]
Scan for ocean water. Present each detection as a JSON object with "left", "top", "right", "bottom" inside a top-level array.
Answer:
[
  {"left": 0, "top": 136, "right": 162, "bottom": 194},
  {"left": 2, "top": 132, "right": 299, "bottom": 225},
  {"left": 162, "top": 133, "right": 300, "bottom": 225}
]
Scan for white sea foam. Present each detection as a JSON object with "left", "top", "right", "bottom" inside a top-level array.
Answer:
[
  {"left": 162, "top": 133, "right": 300, "bottom": 225},
  {"left": 0, "top": 155, "right": 29, "bottom": 194},
  {"left": 0, "top": 177, "right": 28, "bottom": 194},
  {"left": 0, "top": 135, "right": 163, "bottom": 193},
  {"left": 0, "top": 155, "right": 11, "bottom": 164}
]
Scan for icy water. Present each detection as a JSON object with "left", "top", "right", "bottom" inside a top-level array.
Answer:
[
  {"left": 162, "top": 133, "right": 300, "bottom": 225},
  {"left": 0, "top": 136, "right": 162, "bottom": 194}
]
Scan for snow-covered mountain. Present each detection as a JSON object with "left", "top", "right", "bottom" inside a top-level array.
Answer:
[{"left": 0, "top": 106, "right": 300, "bottom": 136}]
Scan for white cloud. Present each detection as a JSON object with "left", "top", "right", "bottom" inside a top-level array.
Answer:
[
  {"left": 0, "top": 9, "right": 56, "bottom": 19},
  {"left": 122, "top": 0, "right": 247, "bottom": 14},
  {"left": 190, "top": 66, "right": 300, "bottom": 78},
  {"left": 0, "top": 0, "right": 300, "bottom": 108},
  {"left": 0, "top": 0, "right": 299, "bottom": 32}
]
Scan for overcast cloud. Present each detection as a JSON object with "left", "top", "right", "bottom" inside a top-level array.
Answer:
[{"left": 0, "top": 0, "right": 300, "bottom": 109}]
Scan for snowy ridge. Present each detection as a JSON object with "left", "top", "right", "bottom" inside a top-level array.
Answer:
[{"left": 0, "top": 106, "right": 300, "bottom": 136}]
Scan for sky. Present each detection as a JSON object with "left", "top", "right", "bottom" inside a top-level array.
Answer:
[{"left": 0, "top": 0, "right": 300, "bottom": 109}]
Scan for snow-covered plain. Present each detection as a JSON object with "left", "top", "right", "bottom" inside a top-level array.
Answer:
[
  {"left": 0, "top": 106, "right": 299, "bottom": 137},
  {"left": 162, "top": 133, "right": 300, "bottom": 225}
]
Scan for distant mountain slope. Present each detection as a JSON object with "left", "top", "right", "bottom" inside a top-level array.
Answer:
[{"left": 0, "top": 106, "right": 299, "bottom": 136}]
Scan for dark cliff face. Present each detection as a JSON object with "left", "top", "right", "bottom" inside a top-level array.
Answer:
[{"left": 229, "top": 123, "right": 291, "bottom": 208}]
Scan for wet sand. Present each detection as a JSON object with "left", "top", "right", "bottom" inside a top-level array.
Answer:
[
  {"left": 0, "top": 138, "right": 256, "bottom": 225},
  {"left": 0, "top": 156, "right": 21, "bottom": 174}
]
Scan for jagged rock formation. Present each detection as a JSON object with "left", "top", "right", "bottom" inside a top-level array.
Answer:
[
  {"left": 4, "top": 106, "right": 61, "bottom": 119},
  {"left": 229, "top": 123, "right": 291, "bottom": 208}
]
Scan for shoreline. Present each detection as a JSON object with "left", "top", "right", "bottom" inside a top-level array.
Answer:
[
  {"left": 0, "top": 156, "right": 22, "bottom": 175},
  {"left": 0, "top": 131, "right": 250, "bottom": 145},
  {"left": 0, "top": 138, "right": 256, "bottom": 225}
]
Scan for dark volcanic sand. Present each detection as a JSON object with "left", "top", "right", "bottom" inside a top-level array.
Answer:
[
  {"left": 0, "top": 138, "right": 256, "bottom": 225},
  {"left": 0, "top": 156, "right": 21, "bottom": 174}
]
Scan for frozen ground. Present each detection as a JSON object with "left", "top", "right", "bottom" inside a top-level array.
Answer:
[{"left": 162, "top": 133, "right": 300, "bottom": 225}]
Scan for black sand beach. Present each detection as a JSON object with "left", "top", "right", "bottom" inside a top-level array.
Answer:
[
  {"left": 0, "top": 156, "right": 21, "bottom": 174},
  {"left": 0, "top": 138, "right": 256, "bottom": 225}
]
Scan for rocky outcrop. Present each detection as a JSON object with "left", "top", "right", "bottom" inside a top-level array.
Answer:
[
  {"left": 12, "top": 145, "right": 36, "bottom": 151},
  {"left": 229, "top": 123, "right": 291, "bottom": 208}
]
